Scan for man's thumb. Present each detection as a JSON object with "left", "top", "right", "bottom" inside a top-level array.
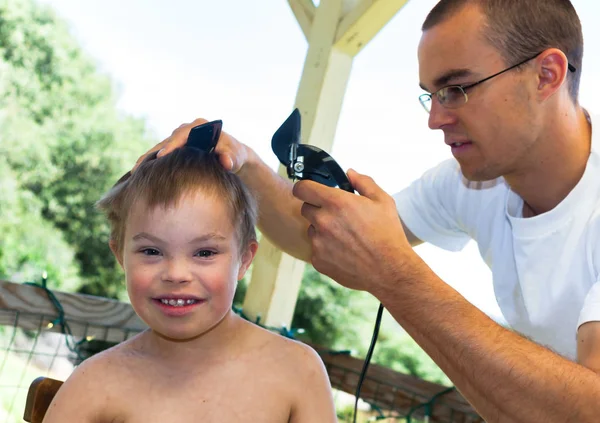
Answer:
[{"left": 347, "top": 169, "right": 386, "bottom": 200}]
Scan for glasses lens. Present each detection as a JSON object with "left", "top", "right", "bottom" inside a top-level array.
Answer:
[
  {"left": 437, "top": 86, "right": 467, "bottom": 109},
  {"left": 419, "top": 94, "right": 432, "bottom": 113}
]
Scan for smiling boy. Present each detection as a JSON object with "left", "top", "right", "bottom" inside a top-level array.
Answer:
[{"left": 42, "top": 147, "right": 337, "bottom": 423}]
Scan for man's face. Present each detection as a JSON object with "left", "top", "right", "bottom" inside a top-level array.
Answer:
[{"left": 418, "top": 5, "right": 541, "bottom": 181}]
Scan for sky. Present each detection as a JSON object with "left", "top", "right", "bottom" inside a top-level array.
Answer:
[{"left": 39, "top": 0, "right": 600, "bottom": 323}]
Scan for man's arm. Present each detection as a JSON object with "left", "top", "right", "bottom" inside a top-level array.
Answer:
[
  {"left": 236, "top": 149, "right": 313, "bottom": 262},
  {"left": 402, "top": 220, "right": 423, "bottom": 247},
  {"left": 577, "top": 321, "right": 600, "bottom": 372},
  {"left": 377, "top": 260, "right": 600, "bottom": 423},
  {"left": 293, "top": 170, "right": 600, "bottom": 423}
]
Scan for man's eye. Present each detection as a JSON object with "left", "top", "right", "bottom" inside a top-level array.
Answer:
[
  {"left": 141, "top": 248, "right": 161, "bottom": 256},
  {"left": 195, "top": 250, "right": 215, "bottom": 258}
]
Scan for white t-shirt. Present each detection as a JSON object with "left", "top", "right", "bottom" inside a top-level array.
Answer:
[{"left": 393, "top": 113, "right": 600, "bottom": 360}]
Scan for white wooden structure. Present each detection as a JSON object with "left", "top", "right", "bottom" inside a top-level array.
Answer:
[{"left": 242, "top": 0, "right": 410, "bottom": 328}]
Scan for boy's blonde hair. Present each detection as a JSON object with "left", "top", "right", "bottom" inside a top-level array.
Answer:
[{"left": 96, "top": 148, "right": 257, "bottom": 257}]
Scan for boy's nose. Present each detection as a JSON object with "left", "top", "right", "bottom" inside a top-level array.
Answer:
[{"left": 161, "top": 258, "right": 192, "bottom": 284}]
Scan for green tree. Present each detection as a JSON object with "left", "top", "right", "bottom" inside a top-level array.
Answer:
[
  {"left": 373, "top": 324, "right": 452, "bottom": 385},
  {"left": 0, "top": 0, "right": 154, "bottom": 296},
  {"left": 291, "top": 266, "right": 382, "bottom": 352},
  {"left": 0, "top": 156, "right": 80, "bottom": 290}
]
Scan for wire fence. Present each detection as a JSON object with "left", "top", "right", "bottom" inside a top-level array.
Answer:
[{"left": 0, "top": 308, "right": 140, "bottom": 423}]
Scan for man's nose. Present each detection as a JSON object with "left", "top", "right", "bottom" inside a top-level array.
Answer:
[{"left": 428, "top": 98, "right": 458, "bottom": 130}]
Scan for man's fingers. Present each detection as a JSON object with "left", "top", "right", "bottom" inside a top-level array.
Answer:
[
  {"left": 292, "top": 179, "right": 337, "bottom": 208},
  {"left": 132, "top": 119, "right": 211, "bottom": 172},
  {"left": 217, "top": 152, "right": 235, "bottom": 172},
  {"left": 133, "top": 140, "right": 166, "bottom": 171},
  {"left": 189, "top": 117, "right": 209, "bottom": 127},
  {"left": 300, "top": 201, "right": 321, "bottom": 224},
  {"left": 347, "top": 169, "right": 388, "bottom": 202},
  {"left": 155, "top": 134, "right": 181, "bottom": 157}
]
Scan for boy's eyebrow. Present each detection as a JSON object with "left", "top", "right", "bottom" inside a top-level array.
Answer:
[
  {"left": 419, "top": 68, "right": 475, "bottom": 92},
  {"left": 132, "top": 232, "right": 227, "bottom": 243},
  {"left": 132, "top": 232, "right": 163, "bottom": 243},
  {"left": 188, "top": 234, "right": 227, "bottom": 243}
]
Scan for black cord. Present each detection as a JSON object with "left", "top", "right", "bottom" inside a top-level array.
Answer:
[{"left": 353, "top": 303, "right": 384, "bottom": 423}]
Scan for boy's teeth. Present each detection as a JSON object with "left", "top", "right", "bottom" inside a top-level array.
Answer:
[
  {"left": 160, "top": 299, "right": 196, "bottom": 306},
  {"left": 454, "top": 142, "right": 463, "bottom": 147}
]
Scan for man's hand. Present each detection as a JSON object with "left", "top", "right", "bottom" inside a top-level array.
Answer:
[
  {"left": 132, "top": 118, "right": 251, "bottom": 173},
  {"left": 293, "top": 169, "right": 418, "bottom": 294}
]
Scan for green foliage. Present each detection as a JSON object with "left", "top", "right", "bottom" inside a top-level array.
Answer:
[
  {"left": 0, "top": 0, "right": 154, "bottom": 296},
  {"left": 292, "top": 266, "right": 373, "bottom": 350},
  {"left": 0, "top": 156, "right": 80, "bottom": 290},
  {"left": 372, "top": 321, "right": 452, "bottom": 386}
]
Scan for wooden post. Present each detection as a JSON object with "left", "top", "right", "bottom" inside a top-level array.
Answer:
[{"left": 242, "top": 0, "right": 410, "bottom": 328}]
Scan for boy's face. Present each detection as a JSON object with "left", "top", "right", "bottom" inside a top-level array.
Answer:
[{"left": 115, "top": 189, "right": 257, "bottom": 341}]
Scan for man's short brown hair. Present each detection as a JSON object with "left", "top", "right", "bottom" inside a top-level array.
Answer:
[
  {"left": 96, "top": 148, "right": 257, "bottom": 257},
  {"left": 422, "top": 0, "right": 584, "bottom": 102}
]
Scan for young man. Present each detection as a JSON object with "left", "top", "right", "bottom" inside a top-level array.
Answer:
[
  {"left": 42, "top": 148, "right": 337, "bottom": 422},
  {"left": 137, "top": 0, "right": 600, "bottom": 421}
]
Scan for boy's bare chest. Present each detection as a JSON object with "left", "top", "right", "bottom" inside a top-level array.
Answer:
[
  {"left": 107, "top": 365, "right": 293, "bottom": 423},
  {"left": 115, "top": 398, "right": 291, "bottom": 423}
]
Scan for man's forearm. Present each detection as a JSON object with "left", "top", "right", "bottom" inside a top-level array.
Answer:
[
  {"left": 376, "top": 256, "right": 600, "bottom": 423},
  {"left": 237, "top": 149, "right": 311, "bottom": 262}
]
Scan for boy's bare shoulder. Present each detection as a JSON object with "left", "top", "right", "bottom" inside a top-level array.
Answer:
[
  {"left": 42, "top": 337, "right": 140, "bottom": 423},
  {"left": 241, "top": 320, "right": 327, "bottom": 377},
  {"left": 73, "top": 335, "right": 142, "bottom": 379},
  {"left": 239, "top": 322, "right": 337, "bottom": 422}
]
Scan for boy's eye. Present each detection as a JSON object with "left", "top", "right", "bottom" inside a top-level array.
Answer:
[
  {"left": 195, "top": 250, "right": 215, "bottom": 258},
  {"left": 141, "top": 248, "right": 161, "bottom": 256}
]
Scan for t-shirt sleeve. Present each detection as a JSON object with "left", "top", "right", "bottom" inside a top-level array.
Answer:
[
  {"left": 393, "top": 158, "right": 471, "bottom": 252},
  {"left": 578, "top": 281, "right": 600, "bottom": 329}
]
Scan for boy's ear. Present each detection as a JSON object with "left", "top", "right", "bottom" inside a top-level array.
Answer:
[
  {"left": 237, "top": 241, "right": 258, "bottom": 281},
  {"left": 109, "top": 239, "right": 124, "bottom": 269}
]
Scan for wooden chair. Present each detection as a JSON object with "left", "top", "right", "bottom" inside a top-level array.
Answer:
[{"left": 23, "top": 377, "right": 64, "bottom": 423}]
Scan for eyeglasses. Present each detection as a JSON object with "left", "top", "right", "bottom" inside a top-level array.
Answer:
[{"left": 418, "top": 52, "right": 577, "bottom": 113}]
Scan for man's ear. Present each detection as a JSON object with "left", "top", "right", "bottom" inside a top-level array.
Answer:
[
  {"left": 109, "top": 239, "right": 124, "bottom": 269},
  {"left": 536, "top": 48, "right": 570, "bottom": 102},
  {"left": 237, "top": 241, "right": 258, "bottom": 281}
]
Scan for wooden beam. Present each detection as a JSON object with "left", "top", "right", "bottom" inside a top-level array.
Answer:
[
  {"left": 294, "top": 0, "right": 350, "bottom": 149},
  {"left": 242, "top": 242, "right": 306, "bottom": 327},
  {"left": 288, "top": 0, "right": 316, "bottom": 40},
  {"left": 245, "top": 0, "right": 410, "bottom": 332},
  {"left": 0, "top": 280, "right": 146, "bottom": 343},
  {"left": 243, "top": 0, "right": 351, "bottom": 328},
  {"left": 340, "top": 0, "right": 361, "bottom": 17},
  {"left": 335, "top": 0, "right": 410, "bottom": 56}
]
